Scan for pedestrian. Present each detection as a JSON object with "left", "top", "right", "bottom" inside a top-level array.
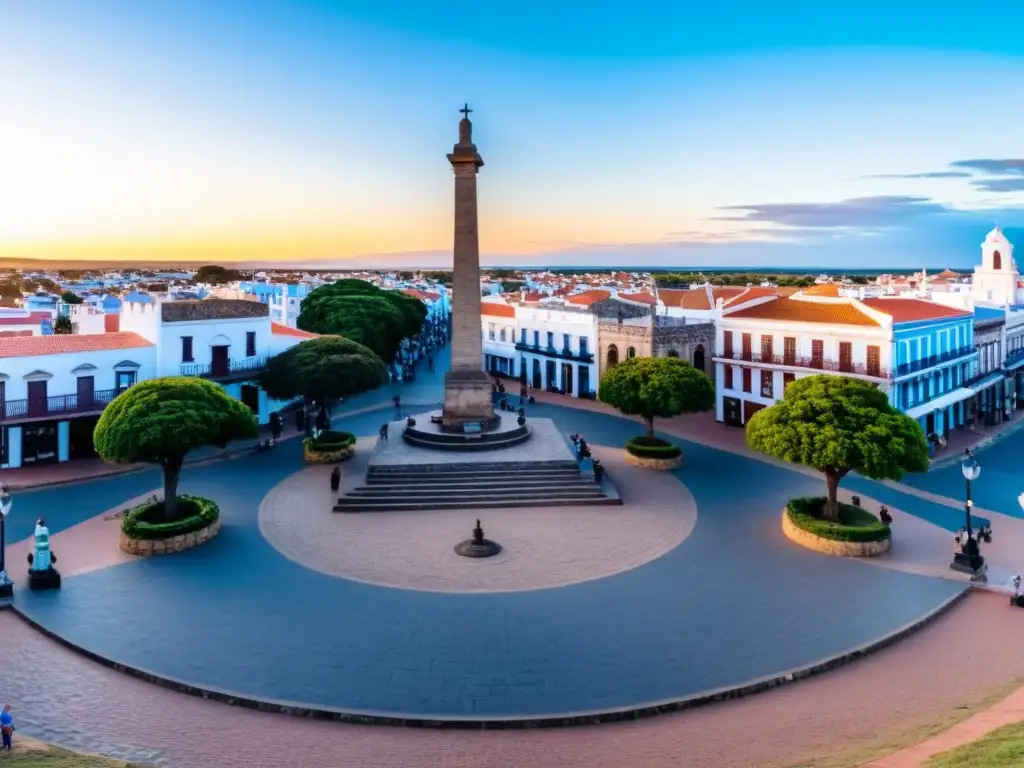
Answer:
[
  {"left": 393, "top": 394, "right": 401, "bottom": 413},
  {"left": 330, "top": 466, "right": 341, "bottom": 492},
  {"left": 1, "top": 704, "right": 13, "bottom": 751},
  {"left": 379, "top": 423, "right": 389, "bottom": 441},
  {"left": 269, "top": 412, "right": 282, "bottom": 443}
]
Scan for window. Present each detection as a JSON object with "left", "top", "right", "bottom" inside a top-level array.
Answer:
[
  {"left": 742, "top": 333, "right": 752, "bottom": 361},
  {"left": 723, "top": 331, "right": 733, "bottom": 358},
  {"left": 760, "top": 370, "right": 773, "bottom": 398},
  {"left": 627, "top": 346, "right": 636, "bottom": 359},
  {"left": 994, "top": 250, "right": 1002, "bottom": 271},
  {"left": 783, "top": 372, "right": 796, "bottom": 390},
  {"left": 783, "top": 337, "right": 796, "bottom": 365},
  {"left": 724, "top": 366, "right": 734, "bottom": 389},
  {"left": 760, "top": 335, "right": 773, "bottom": 361},
  {"left": 742, "top": 367, "right": 751, "bottom": 393},
  {"left": 563, "top": 333, "right": 571, "bottom": 351},
  {"left": 246, "top": 331, "right": 256, "bottom": 357},
  {"left": 838, "top": 342, "right": 852, "bottom": 373},
  {"left": 866, "top": 345, "right": 881, "bottom": 377},
  {"left": 580, "top": 337, "right": 588, "bottom": 355},
  {"left": 499, "top": 327, "right": 506, "bottom": 342},
  {"left": 115, "top": 370, "right": 136, "bottom": 393},
  {"left": 547, "top": 332, "right": 554, "bottom": 348},
  {"left": 533, "top": 330, "right": 539, "bottom": 346},
  {"left": 811, "top": 340, "right": 824, "bottom": 368},
  {"left": 520, "top": 328, "right": 526, "bottom": 345},
  {"left": 181, "top": 336, "right": 194, "bottom": 363},
  {"left": 488, "top": 323, "right": 495, "bottom": 341}
]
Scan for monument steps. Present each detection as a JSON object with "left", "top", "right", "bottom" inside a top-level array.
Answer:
[
  {"left": 333, "top": 494, "right": 621, "bottom": 513},
  {"left": 360, "top": 477, "right": 588, "bottom": 491},
  {"left": 344, "top": 484, "right": 607, "bottom": 499},
  {"left": 365, "top": 469, "right": 585, "bottom": 485},
  {"left": 367, "top": 459, "right": 581, "bottom": 476}
]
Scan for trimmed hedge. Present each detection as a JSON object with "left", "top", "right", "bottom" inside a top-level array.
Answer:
[
  {"left": 786, "top": 496, "right": 891, "bottom": 543},
  {"left": 625, "top": 435, "right": 682, "bottom": 460},
  {"left": 121, "top": 495, "right": 220, "bottom": 541},
  {"left": 309, "top": 429, "right": 356, "bottom": 451}
]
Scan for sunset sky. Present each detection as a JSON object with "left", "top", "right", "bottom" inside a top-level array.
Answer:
[{"left": 2, "top": 1, "right": 1024, "bottom": 268}]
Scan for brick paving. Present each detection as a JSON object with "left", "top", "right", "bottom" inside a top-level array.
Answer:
[{"left": 259, "top": 438, "right": 695, "bottom": 593}]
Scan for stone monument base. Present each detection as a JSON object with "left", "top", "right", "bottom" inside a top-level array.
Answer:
[
  {"left": 454, "top": 538, "right": 502, "bottom": 558},
  {"left": 441, "top": 369, "right": 497, "bottom": 429},
  {"left": 28, "top": 567, "right": 61, "bottom": 591}
]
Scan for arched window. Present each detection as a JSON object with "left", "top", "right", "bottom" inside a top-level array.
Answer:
[
  {"left": 606, "top": 344, "right": 619, "bottom": 367},
  {"left": 667, "top": 349, "right": 679, "bottom": 357},
  {"left": 627, "top": 346, "right": 636, "bottom": 359},
  {"left": 693, "top": 344, "right": 706, "bottom": 372},
  {"left": 993, "top": 250, "right": 1003, "bottom": 270}
]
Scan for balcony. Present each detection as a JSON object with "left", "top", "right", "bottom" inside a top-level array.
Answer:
[
  {"left": 716, "top": 351, "right": 890, "bottom": 379},
  {"left": 0, "top": 388, "right": 120, "bottom": 424},
  {"left": 180, "top": 356, "right": 268, "bottom": 381},
  {"left": 514, "top": 342, "right": 594, "bottom": 363},
  {"left": 1005, "top": 348, "right": 1024, "bottom": 368},
  {"left": 894, "top": 347, "right": 975, "bottom": 377}
]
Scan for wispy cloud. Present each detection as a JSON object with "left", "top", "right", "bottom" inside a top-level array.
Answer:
[
  {"left": 971, "top": 177, "right": 1024, "bottom": 193},
  {"left": 863, "top": 171, "right": 972, "bottom": 180},
  {"left": 949, "top": 159, "right": 1024, "bottom": 176},
  {"left": 711, "top": 195, "right": 950, "bottom": 229}
]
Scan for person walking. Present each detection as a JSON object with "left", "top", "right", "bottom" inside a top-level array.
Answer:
[
  {"left": 393, "top": 394, "right": 401, "bottom": 415},
  {"left": 379, "top": 423, "right": 389, "bottom": 442},
  {"left": 269, "top": 412, "right": 282, "bottom": 443},
  {"left": 1, "top": 704, "right": 14, "bottom": 751}
]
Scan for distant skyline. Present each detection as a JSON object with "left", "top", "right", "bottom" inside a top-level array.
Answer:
[{"left": 2, "top": 1, "right": 1024, "bottom": 268}]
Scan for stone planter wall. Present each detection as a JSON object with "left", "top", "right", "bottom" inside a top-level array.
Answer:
[
  {"left": 624, "top": 451, "right": 682, "bottom": 471},
  {"left": 120, "top": 519, "right": 221, "bottom": 556},
  {"left": 781, "top": 511, "right": 890, "bottom": 557},
  {"left": 303, "top": 442, "right": 355, "bottom": 464}
]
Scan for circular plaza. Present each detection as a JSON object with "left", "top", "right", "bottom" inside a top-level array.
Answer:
[{"left": 1, "top": 397, "right": 974, "bottom": 727}]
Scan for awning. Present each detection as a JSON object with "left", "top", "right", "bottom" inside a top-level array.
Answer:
[
  {"left": 969, "top": 372, "right": 1004, "bottom": 392},
  {"left": 904, "top": 387, "right": 977, "bottom": 420}
]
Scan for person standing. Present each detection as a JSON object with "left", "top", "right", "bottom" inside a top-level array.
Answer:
[
  {"left": 379, "top": 423, "right": 389, "bottom": 442},
  {"left": 1, "top": 705, "right": 13, "bottom": 751},
  {"left": 269, "top": 412, "right": 282, "bottom": 443}
]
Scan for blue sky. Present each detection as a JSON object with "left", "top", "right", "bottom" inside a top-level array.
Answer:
[{"left": 1, "top": 0, "right": 1023, "bottom": 268}]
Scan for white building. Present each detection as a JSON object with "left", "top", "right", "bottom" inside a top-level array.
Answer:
[
  {"left": 972, "top": 228, "right": 1024, "bottom": 306},
  {"left": 482, "top": 302, "right": 518, "bottom": 376},
  {"left": 0, "top": 310, "right": 53, "bottom": 337}
]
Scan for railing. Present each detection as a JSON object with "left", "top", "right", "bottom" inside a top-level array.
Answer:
[
  {"left": 0, "top": 388, "right": 120, "bottom": 423},
  {"left": 716, "top": 351, "right": 889, "bottom": 379},
  {"left": 894, "top": 348, "right": 975, "bottom": 377},
  {"left": 1005, "top": 348, "right": 1024, "bottom": 366},
  {"left": 514, "top": 342, "right": 594, "bottom": 363},
  {"left": 180, "top": 356, "right": 268, "bottom": 379}
]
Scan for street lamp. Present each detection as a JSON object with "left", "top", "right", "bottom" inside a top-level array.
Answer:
[
  {"left": 0, "top": 484, "right": 12, "bottom": 599},
  {"left": 951, "top": 450, "right": 987, "bottom": 580}
]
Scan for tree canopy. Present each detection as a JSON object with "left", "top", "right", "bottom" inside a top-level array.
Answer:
[
  {"left": 599, "top": 356, "right": 715, "bottom": 439},
  {"left": 745, "top": 375, "right": 929, "bottom": 521},
  {"left": 193, "top": 265, "right": 244, "bottom": 285},
  {"left": 296, "top": 279, "right": 427, "bottom": 362},
  {"left": 60, "top": 291, "right": 84, "bottom": 304},
  {"left": 53, "top": 315, "right": 73, "bottom": 334},
  {"left": 260, "top": 336, "right": 388, "bottom": 406},
  {"left": 94, "top": 377, "right": 258, "bottom": 519}
]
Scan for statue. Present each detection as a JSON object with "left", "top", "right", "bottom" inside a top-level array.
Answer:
[{"left": 26, "top": 517, "right": 60, "bottom": 591}]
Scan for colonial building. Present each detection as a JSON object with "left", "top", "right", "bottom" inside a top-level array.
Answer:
[
  {"left": 594, "top": 297, "right": 713, "bottom": 376},
  {"left": 515, "top": 304, "right": 598, "bottom": 396},
  {"left": 481, "top": 302, "right": 517, "bottom": 376},
  {"left": 971, "top": 227, "right": 1024, "bottom": 306}
]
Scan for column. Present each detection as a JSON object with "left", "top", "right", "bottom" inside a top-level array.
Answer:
[
  {"left": 57, "top": 421, "right": 70, "bottom": 462},
  {"left": 7, "top": 426, "right": 22, "bottom": 469}
]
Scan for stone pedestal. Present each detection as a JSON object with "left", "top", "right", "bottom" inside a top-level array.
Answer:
[
  {"left": 27, "top": 567, "right": 61, "bottom": 591},
  {"left": 442, "top": 370, "right": 497, "bottom": 427}
]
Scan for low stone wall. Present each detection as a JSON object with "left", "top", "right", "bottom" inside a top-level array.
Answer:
[
  {"left": 781, "top": 510, "right": 890, "bottom": 557},
  {"left": 119, "top": 519, "right": 221, "bottom": 556},
  {"left": 303, "top": 442, "right": 355, "bottom": 464},
  {"left": 624, "top": 451, "right": 682, "bottom": 471}
]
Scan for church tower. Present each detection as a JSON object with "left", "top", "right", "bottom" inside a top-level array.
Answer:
[{"left": 972, "top": 227, "right": 1021, "bottom": 306}]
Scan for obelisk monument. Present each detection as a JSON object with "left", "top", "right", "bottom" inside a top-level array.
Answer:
[{"left": 442, "top": 104, "right": 496, "bottom": 428}]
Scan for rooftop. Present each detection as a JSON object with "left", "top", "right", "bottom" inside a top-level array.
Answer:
[
  {"left": 271, "top": 322, "right": 319, "bottom": 338},
  {"left": 860, "top": 298, "right": 973, "bottom": 323},
  {"left": 0, "top": 331, "right": 154, "bottom": 358},
  {"left": 481, "top": 302, "right": 516, "bottom": 318},
  {"left": 726, "top": 298, "right": 880, "bottom": 327},
  {"left": 161, "top": 299, "right": 269, "bottom": 323},
  {"left": 565, "top": 289, "right": 611, "bottom": 307}
]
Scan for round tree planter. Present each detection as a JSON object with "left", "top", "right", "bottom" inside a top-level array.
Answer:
[
  {"left": 120, "top": 519, "right": 221, "bottom": 556},
  {"left": 303, "top": 442, "right": 355, "bottom": 464},
  {"left": 781, "top": 510, "right": 890, "bottom": 557},
  {"left": 624, "top": 451, "right": 682, "bottom": 471}
]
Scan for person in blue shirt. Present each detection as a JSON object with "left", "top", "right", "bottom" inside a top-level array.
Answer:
[{"left": 0, "top": 704, "right": 13, "bottom": 750}]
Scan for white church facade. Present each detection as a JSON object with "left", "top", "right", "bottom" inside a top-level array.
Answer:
[{"left": 971, "top": 227, "right": 1024, "bottom": 307}]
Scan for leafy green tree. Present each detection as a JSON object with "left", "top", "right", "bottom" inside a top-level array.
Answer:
[
  {"left": 599, "top": 356, "right": 715, "bottom": 441},
  {"left": 60, "top": 291, "right": 84, "bottom": 304},
  {"left": 260, "top": 336, "right": 388, "bottom": 409},
  {"left": 745, "top": 375, "right": 929, "bottom": 522},
  {"left": 53, "top": 315, "right": 73, "bottom": 334},
  {"left": 297, "top": 279, "right": 427, "bottom": 362},
  {"left": 94, "top": 378, "right": 258, "bottom": 520},
  {"left": 193, "top": 265, "right": 243, "bottom": 285}
]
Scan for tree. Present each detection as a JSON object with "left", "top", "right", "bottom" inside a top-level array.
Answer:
[
  {"left": 193, "top": 265, "right": 243, "bottom": 285},
  {"left": 60, "top": 291, "right": 83, "bottom": 304},
  {"left": 94, "top": 378, "right": 258, "bottom": 520},
  {"left": 598, "top": 356, "right": 715, "bottom": 440},
  {"left": 53, "top": 315, "right": 73, "bottom": 334},
  {"left": 745, "top": 375, "right": 929, "bottom": 522},
  {"left": 260, "top": 336, "right": 388, "bottom": 409},
  {"left": 297, "top": 279, "right": 427, "bottom": 362}
]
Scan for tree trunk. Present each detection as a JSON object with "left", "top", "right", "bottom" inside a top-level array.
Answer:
[
  {"left": 823, "top": 472, "right": 842, "bottom": 522},
  {"left": 162, "top": 456, "right": 184, "bottom": 521},
  {"left": 645, "top": 416, "right": 655, "bottom": 440}
]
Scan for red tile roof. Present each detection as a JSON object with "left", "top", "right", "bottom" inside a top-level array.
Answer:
[
  {"left": 727, "top": 298, "right": 880, "bottom": 326},
  {"left": 620, "top": 291, "right": 657, "bottom": 305},
  {"left": 481, "top": 302, "right": 516, "bottom": 318},
  {"left": 0, "top": 331, "right": 154, "bottom": 358},
  {"left": 566, "top": 289, "right": 611, "bottom": 306},
  {"left": 401, "top": 289, "right": 440, "bottom": 302},
  {"left": 800, "top": 284, "right": 840, "bottom": 297},
  {"left": 271, "top": 321, "right": 319, "bottom": 338},
  {"left": 860, "top": 298, "right": 973, "bottom": 323},
  {"left": 0, "top": 312, "right": 50, "bottom": 326}
]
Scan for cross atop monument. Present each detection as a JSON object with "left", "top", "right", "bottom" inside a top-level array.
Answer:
[{"left": 459, "top": 103, "right": 473, "bottom": 119}]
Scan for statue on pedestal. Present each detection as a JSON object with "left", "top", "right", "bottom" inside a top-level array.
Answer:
[{"left": 26, "top": 517, "right": 61, "bottom": 591}]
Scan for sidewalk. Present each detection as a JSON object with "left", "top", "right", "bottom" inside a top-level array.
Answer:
[{"left": 930, "top": 408, "right": 1024, "bottom": 469}]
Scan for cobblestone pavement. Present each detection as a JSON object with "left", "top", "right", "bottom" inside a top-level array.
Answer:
[
  {"left": 259, "top": 439, "right": 695, "bottom": 593},
  {"left": 1, "top": 591, "right": 1021, "bottom": 768}
]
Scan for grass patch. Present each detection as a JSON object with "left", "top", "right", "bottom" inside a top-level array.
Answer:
[
  {"left": 786, "top": 496, "right": 891, "bottom": 543},
  {"left": 0, "top": 735, "right": 134, "bottom": 766},
  {"left": 120, "top": 495, "right": 219, "bottom": 541},
  {"left": 309, "top": 430, "right": 356, "bottom": 451},
  {"left": 625, "top": 435, "right": 682, "bottom": 460},
  {"left": 925, "top": 721, "right": 1024, "bottom": 767}
]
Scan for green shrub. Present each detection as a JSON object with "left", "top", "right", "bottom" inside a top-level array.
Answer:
[
  {"left": 309, "top": 429, "right": 356, "bottom": 451},
  {"left": 786, "top": 496, "right": 891, "bottom": 543},
  {"left": 625, "top": 435, "right": 682, "bottom": 459},
  {"left": 121, "top": 495, "right": 220, "bottom": 540}
]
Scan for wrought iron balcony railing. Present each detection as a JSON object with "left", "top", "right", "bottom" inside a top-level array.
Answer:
[
  {"left": 717, "top": 351, "right": 889, "bottom": 379},
  {"left": 0, "top": 388, "right": 120, "bottom": 423},
  {"left": 180, "top": 356, "right": 268, "bottom": 380}
]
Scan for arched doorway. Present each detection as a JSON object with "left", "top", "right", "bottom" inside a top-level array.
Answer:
[
  {"left": 606, "top": 344, "right": 619, "bottom": 368},
  {"left": 627, "top": 346, "right": 636, "bottom": 359},
  {"left": 693, "top": 344, "right": 706, "bottom": 372},
  {"left": 667, "top": 350, "right": 679, "bottom": 358},
  {"left": 994, "top": 250, "right": 1003, "bottom": 270}
]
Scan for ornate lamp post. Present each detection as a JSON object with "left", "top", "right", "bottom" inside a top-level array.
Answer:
[
  {"left": 0, "top": 485, "right": 13, "bottom": 599},
  {"left": 951, "top": 450, "right": 988, "bottom": 580}
]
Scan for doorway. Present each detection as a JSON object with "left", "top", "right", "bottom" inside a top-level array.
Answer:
[
  {"left": 723, "top": 396, "right": 742, "bottom": 427},
  {"left": 240, "top": 384, "right": 260, "bottom": 416},
  {"left": 27, "top": 380, "right": 48, "bottom": 418},
  {"left": 693, "top": 344, "right": 706, "bottom": 373},
  {"left": 545, "top": 360, "right": 557, "bottom": 391},
  {"left": 561, "top": 363, "right": 574, "bottom": 397},
  {"left": 532, "top": 359, "right": 541, "bottom": 390},
  {"left": 212, "top": 345, "right": 230, "bottom": 377},
  {"left": 22, "top": 422, "right": 58, "bottom": 463},
  {"left": 77, "top": 375, "right": 95, "bottom": 410},
  {"left": 70, "top": 416, "right": 100, "bottom": 459},
  {"left": 578, "top": 365, "right": 590, "bottom": 398}
]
